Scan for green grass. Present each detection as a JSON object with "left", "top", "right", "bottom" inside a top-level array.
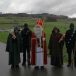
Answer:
[
  {"left": 0, "top": 16, "right": 76, "bottom": 63},
  {"left": 0, "top": 32, "right": 9, "bottom": 43}
]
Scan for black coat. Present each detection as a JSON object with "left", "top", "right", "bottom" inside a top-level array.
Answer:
[
  {"left": 73, "top": 31, "right": 76, "bottom": 66},
  {"left": 65, "top": 29, "right": 76, "bottom": 49},
  {"left": 6, "top": 33, "right": 22, "bottom": 65},
  {"left": 21, "top": 28, "right": 32, "bottom": 50},
  {"left": 48, "top": 33, "right": 64, "bottom": 66}
]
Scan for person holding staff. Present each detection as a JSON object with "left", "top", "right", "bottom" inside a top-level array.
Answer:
[
  {"left": 31, "top": 18, "right": 47, "bottom": 70},
  {"left": 6, "top": 26, "right": 22, "bottom": 69},
  {"left": 48, "top": 27, "right": 64, "bottom": 67}
]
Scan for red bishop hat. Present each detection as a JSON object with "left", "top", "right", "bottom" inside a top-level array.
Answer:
[{"left": 36, "top": 18, "right": 44, "bottom": 27}]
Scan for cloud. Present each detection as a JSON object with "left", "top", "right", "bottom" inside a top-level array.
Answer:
[
  {"left": 0, "top": 0, "right": 11, "bottom": 12},
  {"left": 0, "top": 0, "right": 76, "bottom": 17},
  {"left": 69, "top": 14, "right": 76, "bottom": 18}
]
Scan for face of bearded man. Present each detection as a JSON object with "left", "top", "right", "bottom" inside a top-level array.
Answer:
[{"left": 34, "top": 25, "right": 43, "bottom": 38}]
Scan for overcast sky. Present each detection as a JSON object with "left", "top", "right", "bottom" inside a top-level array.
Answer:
[{"left": 0, "top": 0, "right": 76, "bottom": 17}]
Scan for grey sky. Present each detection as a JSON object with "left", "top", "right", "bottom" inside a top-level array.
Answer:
[{"left": 0, "top": 0, "right": 76, "bottom": 17}]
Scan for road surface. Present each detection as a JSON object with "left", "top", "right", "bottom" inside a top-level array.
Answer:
[{"left": 0, "top": 42, "right": 76, "bottom": 76}]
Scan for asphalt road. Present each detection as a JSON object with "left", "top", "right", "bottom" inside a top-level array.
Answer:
[{"left": 0, "top": 42, "right": 76, "bottom": 76}]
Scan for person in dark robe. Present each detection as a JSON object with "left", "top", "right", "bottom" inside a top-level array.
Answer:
[
  {"left": 65, "top": 23, "right": 75, "bottom": 67},
  {"left": 48, "top": 27, "right": 64, "bottom": 67},
  {"left": 74, "top": 34, "right": 76, "bottom": 67},
  {"left": 6, "top": 26, "right": 22, "bottom": 69},
  {"left": 21, "top": 23, "right": 32, "bottom": 66}
]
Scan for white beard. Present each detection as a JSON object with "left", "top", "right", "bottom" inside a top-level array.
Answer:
[{"left": 34, "top": 25, "right": 43, "bottom": 38}]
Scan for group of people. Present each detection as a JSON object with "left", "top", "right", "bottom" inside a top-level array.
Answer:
[
  {"left": 6, "top": 21, "right": 76, "bottom": 70},
  {"left": 48, "top": 23, "right": 76, "bottom": 67}
]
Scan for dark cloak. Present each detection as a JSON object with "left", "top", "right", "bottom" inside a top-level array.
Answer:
[
  {"left": 6, "top": 33, "right": 22, "bottom": 65},
  {"left": 48, "top": 33, "right": 64, "bottom": 66}
]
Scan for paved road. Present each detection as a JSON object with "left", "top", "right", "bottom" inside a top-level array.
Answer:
[{"left": 0, "top": 42, "right": 76, "bottom": 76}]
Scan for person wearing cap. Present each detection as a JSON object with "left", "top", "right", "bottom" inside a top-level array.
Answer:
[
  {"left": 6, "top": 26, "right": 22, "bottom": 69},
  {"left": 31, "top": 19, "right": 47, "bottom": 70},
  {"left": 21, "top": 23, "right": 32, "bottom": 66},
  {"left": 65, "top": 23, "right": 76, "bottom": 67}
]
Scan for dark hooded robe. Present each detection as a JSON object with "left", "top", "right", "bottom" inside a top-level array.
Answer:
[
  {"left": 73, "top": 31, "right": 76, "bottom": 67},
  {"left": 6, "top": 32, "right": 22, "bottom": 65},
  {"left": 48, "top": 32, "right": 64, "bottom": 67}
]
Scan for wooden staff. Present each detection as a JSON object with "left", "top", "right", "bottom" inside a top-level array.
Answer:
[{"left": 59, "top": 34, "right": 65, "bottom": 43}]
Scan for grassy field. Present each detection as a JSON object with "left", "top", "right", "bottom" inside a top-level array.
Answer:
[{"left": 0, "top": 16, "right": 76, "bottom": 62}]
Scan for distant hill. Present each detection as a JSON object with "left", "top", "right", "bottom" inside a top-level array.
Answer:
[{"left": 0, "top": 13, "right": 68, "bottom": 19}]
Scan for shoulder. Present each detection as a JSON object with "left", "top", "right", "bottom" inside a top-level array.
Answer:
[
  {"left": 8, "top": 33, "right": 12, "bottom": 37},
  {"left": 7, "top": 33, "right": 12, "bottom": 40},
  {"left": 21, "top": 29, "right": 24, "bottom": 33},
  {"left": 28, "top": 29, "right": 32, "bottom": 34},
  {"left": 66, "top": 30, "right": 70, "bottom": 33},
  {"left": 65, "top": 30, "right": 71, "bottom": 35}
]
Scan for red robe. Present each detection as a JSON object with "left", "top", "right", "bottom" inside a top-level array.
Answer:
[{"left": 31, "top": 32, "right": 47, "bottom": 65}]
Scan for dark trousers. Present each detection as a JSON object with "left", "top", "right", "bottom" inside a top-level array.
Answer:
[
  {"left": 74, "top": 52, "right": 76, "bottom": 66},
  {"left": 67, "top": 48, "right": 74, "bottom": 65},
  {"left": 23, "top": 47, "right": 30, "bottom": 65}
]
